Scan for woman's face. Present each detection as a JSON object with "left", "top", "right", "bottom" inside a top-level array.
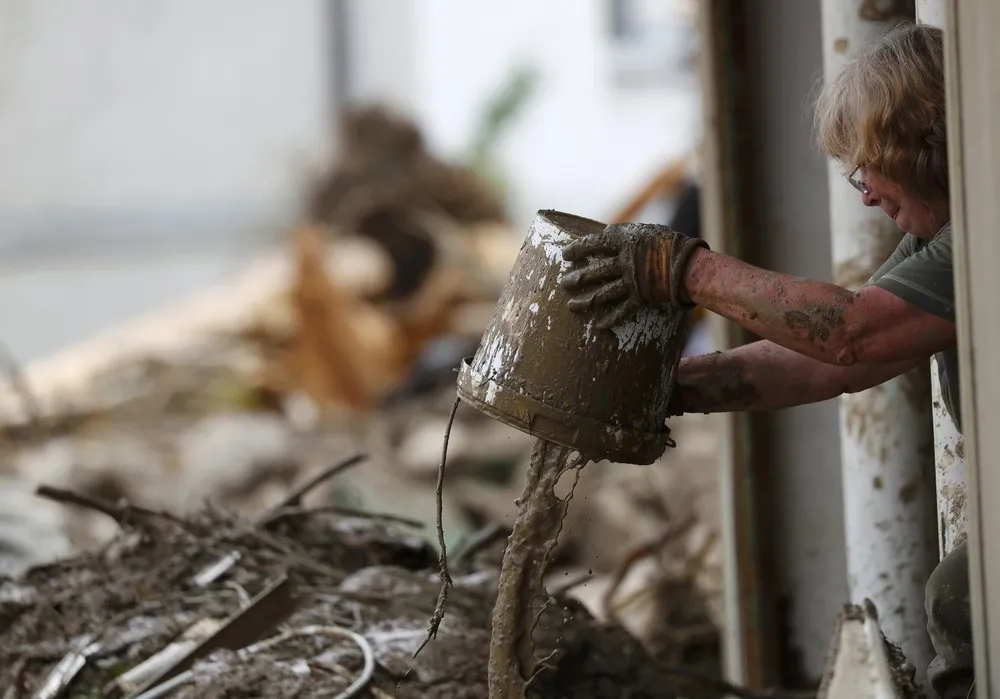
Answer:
[{"left": 852, "top": 169, "right": 950, "bottom": 239}]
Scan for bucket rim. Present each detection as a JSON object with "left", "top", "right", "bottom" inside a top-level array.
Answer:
[{"left": 455, "top": 358, "right": 674, "bottom": 465}]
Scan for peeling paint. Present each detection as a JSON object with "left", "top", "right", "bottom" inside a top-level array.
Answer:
[
  {"left": 609, "top": 307, "right": 674, "bottom": 353},
  {"left": 931, "top": 354, "right": 966, "bottom": 557}
]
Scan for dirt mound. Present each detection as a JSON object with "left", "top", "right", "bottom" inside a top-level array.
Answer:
[{"left": 0, "top": 484, "right": 727, "bottom": 698}]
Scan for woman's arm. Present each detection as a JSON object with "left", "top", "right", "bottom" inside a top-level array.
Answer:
[
  {"left": 670, "top": 339, "right": 925, "bottom": 414},
  {"left": 682, "top": 249, "right": 956, "bottom": 366}
]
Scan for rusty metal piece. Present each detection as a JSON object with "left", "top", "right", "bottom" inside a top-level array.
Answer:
[
  {"left": 123, "top": 574, "right": 297, "bottom": 699},
  {"left": 456, "top": 210, "right": 690, "bottom": 465}
]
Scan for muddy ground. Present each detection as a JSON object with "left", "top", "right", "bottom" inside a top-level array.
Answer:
[{"left": 0, "top": 485, "right": 727, "bottom": 699}]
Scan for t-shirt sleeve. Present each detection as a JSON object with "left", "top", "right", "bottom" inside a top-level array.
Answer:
[
  {"left": 863, "top": 234, "right": 915, "bottom": 288},
  {"left": 865, "top": 226, "right": 956, "bottom": 321}
]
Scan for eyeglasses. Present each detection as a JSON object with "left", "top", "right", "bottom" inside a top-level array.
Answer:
[{"left": 847, "top": 168, "right": 871, "bottom": 195}]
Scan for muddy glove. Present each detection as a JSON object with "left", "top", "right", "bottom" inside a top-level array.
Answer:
[{"left": 559, "top": 222, "right": 709, "bottom": 330}]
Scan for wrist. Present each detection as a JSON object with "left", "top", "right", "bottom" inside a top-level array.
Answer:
[{"left": 680, "top": 246, "right": 713, "bottom": 306}]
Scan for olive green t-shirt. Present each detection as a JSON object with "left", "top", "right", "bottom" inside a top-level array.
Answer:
[{"left": 863, "top": 222, "right": 960, "bottom": 431}]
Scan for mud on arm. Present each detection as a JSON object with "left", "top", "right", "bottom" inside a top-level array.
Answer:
[
  {"left": 681, "top": 249, "right": 956, "bottom": 366},
  {"left": 669, "top": 340, "right": 924, "bottom": 415}
]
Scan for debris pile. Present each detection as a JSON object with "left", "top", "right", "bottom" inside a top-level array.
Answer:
[
  {"left": 1, "top": 462, "right": 726, "bottom": 698},
  {"left": 0, "top": 105, "right": 726, "bottom": 696}
]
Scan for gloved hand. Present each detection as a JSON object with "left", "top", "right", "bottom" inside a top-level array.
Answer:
[{"left": 558, "top": 222, "right": 709, "bottom": 330}]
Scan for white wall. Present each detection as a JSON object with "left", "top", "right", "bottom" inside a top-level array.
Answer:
[
  {"left": 0, "top": 0, "right": 332, "bottom": 258},
  {"left": 0, "top": 1, "right": 333, "bottom": 362},
  {"left": 341, "top": 0, "right": 701, "bottom": 232},
  {"left": 342, "top": 0, "right": 418, "bottom": 109}
]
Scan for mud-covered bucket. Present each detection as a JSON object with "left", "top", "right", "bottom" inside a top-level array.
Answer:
[{"left": 456, "top": 209, "right": 691, "bottom": 465}]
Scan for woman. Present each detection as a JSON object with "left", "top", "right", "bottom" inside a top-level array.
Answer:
[{"left": 559, "top": 22, "right": 971, "bottom": 699}]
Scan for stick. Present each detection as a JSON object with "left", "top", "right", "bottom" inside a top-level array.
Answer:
[
  {"left": 255, "top": 453, "right": 367, "bottom": 524},
  {"left": 34, "top": 484, "right": 186, "bottom": 528},
  {"left": 192, "top": 453, "right": 368, "bottom": 586},
  {"left": 411, "top": 395, "right": 460, "bottom": 659}
]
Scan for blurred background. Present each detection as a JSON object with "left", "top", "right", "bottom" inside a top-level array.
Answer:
[
  {"left": 0, "top": 0, "right": 724, "bottom": 680},
  {"left": 0, "top": 0, "right": 702, "bottom": 362}
]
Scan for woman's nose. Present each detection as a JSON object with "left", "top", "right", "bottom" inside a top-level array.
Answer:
[{"left": 861, "top": 190, "right": 878, "bottom": 207}]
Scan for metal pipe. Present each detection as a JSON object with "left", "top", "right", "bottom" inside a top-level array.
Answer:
[
  {"left": 820, "top": 0, "right": 938, "bottom": 689},
  {"left": 915, "top": 0, "right": 967, "bottom": 561}
]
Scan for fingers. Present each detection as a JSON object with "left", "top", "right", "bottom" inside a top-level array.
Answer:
[
  {"left": 561, "top": 232, "right": 622, "bottom": 262},
  {"left": 566, "top": 278, "right": 629, "bottom": 312},
  {"left": 559, "top": 257, "right": 622, "bottom": 290},
  {"left": 595, "top": 298, "right": 640, "bottom": 330}
]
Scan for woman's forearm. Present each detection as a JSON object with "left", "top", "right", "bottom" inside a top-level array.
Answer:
[
  {"left": 682, "top": 249, "right": 868, "bottom": 366},
  {"left": 670, "top": 340, "right": 921, "bottom": 415}
]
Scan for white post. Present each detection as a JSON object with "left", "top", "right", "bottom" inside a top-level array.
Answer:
[
  {"left": 930, "top": 356, "right": 966, "bottom": 557},
  {"left": 820, "top": 1, "right": 938, "bottom": 688},
  {"left": 916, "top": 0, "right": 945, "bottom": 28},
  {"left": 916, "top": 0, "right": 967, "bottom": 561}
]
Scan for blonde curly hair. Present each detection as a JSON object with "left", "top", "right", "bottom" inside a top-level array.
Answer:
[{"left": 815, "top": 22, "right": 948, "bottom": 202}]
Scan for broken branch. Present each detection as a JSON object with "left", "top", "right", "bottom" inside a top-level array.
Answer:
[
  {"left": 411, "top": 395, "right": 460, "bottom": 659},
  {"left": 257, "top": 452, "right": 367, "bottom": 522},
  {"left": 34, "top": 484, "right": 186, "bottom": 529}
]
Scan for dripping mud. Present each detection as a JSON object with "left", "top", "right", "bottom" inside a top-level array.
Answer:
[
  {"left": 487, "top": 439, "right": 584, "bottom": 697},
  {"left": 420, "top": 408, "right": 731, "bottom": 699}
]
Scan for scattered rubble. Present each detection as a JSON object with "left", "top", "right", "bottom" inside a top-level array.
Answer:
[
  {"left": 0, "top": 104, "right": 728, "bottom": 697},
  {"left": 0, "top": 469, "right": 726, "bottom": 698}
]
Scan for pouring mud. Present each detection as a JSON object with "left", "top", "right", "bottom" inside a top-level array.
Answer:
[
  {"left": 487, "top": 439, "right": 584, "bottom": 696},
  {"left": 441, "top": 210, "right": 695, "bottom": 698}
]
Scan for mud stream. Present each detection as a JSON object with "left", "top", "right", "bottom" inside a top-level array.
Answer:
[{"left": 487, "top": 438, "right": 586, "bottom": 698}]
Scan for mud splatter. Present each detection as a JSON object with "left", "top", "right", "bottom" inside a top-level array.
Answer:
[
  {"left": 843, "top": 385, "right": 891, "bottom": 460},
  {"left": 783, "top": 303, "right": 846, "bottom": 343},
  {"left": 610, "top": 307, "right": 679, "bottom": 354},
  {"left": 898, "top": 481, "right": 919, "bottom": 505},
  {"left": 670, "top": 352, "right": 761, "bottom": 414}
]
